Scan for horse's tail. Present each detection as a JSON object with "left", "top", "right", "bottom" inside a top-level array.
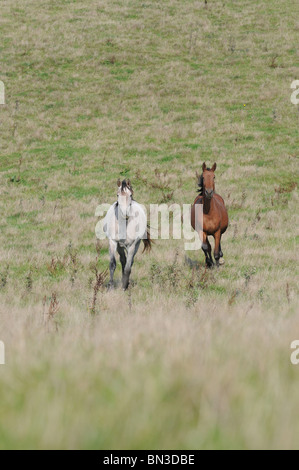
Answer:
[{"left": 142, "top": 229, "right": 152, "bottom": 253}]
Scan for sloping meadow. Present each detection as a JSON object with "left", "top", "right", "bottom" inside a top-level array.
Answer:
[{"left": 0, "top": 0, "right": 298, "bottom": 449}]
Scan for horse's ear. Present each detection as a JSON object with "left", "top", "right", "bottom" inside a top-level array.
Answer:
[
  {"left": 211, "top": 162, "right": 217, "bottom": 172},
  {"left": 117, "top": 178, "right": 121, "bottom": 187},
  {"left": 127, "top": 180, "right": 133, "bottom": 194},
  {"left": 202, "top": 162, "right": 206, "bottom": 171}
]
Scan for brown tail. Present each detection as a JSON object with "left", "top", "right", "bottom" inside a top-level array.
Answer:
[{"left": 142, "top": 230, "right": 152, "bottom": 253}]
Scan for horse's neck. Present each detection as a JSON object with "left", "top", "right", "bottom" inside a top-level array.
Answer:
[
  {"left": 203, "top": 195, "right": 212, "bottom": 214},
  {"left": 129, "top": 200, "right": 144, "bottom": 215}
]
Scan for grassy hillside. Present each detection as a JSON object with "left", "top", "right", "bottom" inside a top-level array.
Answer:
[{"left": 0, "top": 0, "right": 298, "bottom": 449}]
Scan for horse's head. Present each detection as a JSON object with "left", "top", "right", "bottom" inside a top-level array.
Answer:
[
  {"left": 117, "top": 179, "right": 133, "bottom": 218},
  {"left": 200, "top": 162, "right": 217, "bottom": 199}
]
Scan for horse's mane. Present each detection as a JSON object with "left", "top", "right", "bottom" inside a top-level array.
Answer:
[
  {"left": 121, "top": 179, "right": 133, "bottom": 195},
  {"left": 197, "top": 174, "right": 204, "bottom": 195},
  {"left": 197, "top": 168, "right": 211, "bottom": 194}
]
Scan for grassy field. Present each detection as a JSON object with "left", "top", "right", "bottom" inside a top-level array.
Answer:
[{"left": 0, "top": 0, "right": 298, "bottom": 449}]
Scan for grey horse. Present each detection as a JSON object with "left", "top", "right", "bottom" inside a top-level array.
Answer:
[{"left": 102, "top": 179, "right": 151, "bottom": 290}]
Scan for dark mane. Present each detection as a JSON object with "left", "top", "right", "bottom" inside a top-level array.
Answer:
[
  {"left": 120, "top": 179, "right": 134, "bottom": 195},
  {"left": 197, "top": 168, "right": 211, "bottom": 194},
  {"left": 197, "top": 174, "right": 203, "bottom": 194}
]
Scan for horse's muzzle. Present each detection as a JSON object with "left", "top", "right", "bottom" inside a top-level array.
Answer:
[{"left": 205, "top": 189, "right": 214, "bottom": 199}]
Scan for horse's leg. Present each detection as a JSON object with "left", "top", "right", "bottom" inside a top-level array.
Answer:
[
  {"left": 108, "top": 240, "right": 117, "bottom": 288},
  {"left": 218, "top": 239, "right": 225, "bottom": 265},
  {"left": 213, "top": 229, "right": 221, "bottom": 267},
  {"left": 206, "top": 237, "right": 214, "bottom": 265},
  {"left": 122, "top": 240, "right": 141, "bottom": 290},
  {"left": 219, "top": 241, "right": 223, "bottom": 258},
  {"left": 201, "top": 232, "right": 213, "bottom": 268},
  {"left": 117, "top": 244, "right": 127, "bottom": 275}
]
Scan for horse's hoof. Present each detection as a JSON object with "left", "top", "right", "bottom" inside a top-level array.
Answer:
[{"left": 219, "top": 258, "right": 225, "bottom": 265}]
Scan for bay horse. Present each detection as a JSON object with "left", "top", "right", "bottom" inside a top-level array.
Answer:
[
  {"left": 191, "top": 162, "right": 228, "bottom": 267},
  {"left": 103, "top": 179, "right": 151, "bottom": 290}
]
